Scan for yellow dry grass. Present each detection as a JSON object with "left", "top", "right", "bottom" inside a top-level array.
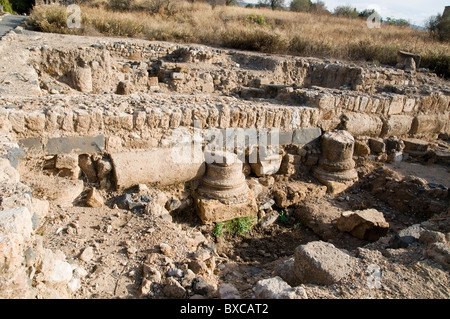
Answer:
[{"left": 27, "top": 1, "right": 450, "bottom": 77}]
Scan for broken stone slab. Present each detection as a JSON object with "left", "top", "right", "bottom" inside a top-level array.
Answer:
[
  {"left": 218, "top": 283, "right": 240, "bottom": 299},
  {"left": 259, "top": 210, "right": 279, "bottom": 228},
  {"left": 294, "top": 199, "right": 343, "bottom": 241},
  {"left": 18, "top": 137, "right": 42, "bottom": 154},
  {"left": 110, "top": 148, "right": 206, "bottom": 190},
  {"left": 45, "top": 135, "right": 105, "bottom": 155},
  {"left": 369, "top": 138, "right": 386, "bottom": 154},
  {"left": 426, "top": 242, "right": 450, "bottom": 268},
  {"left": 253, "top": 276, "right": 307, "bottom": 299},
  {"left": 293, "top": 241, "right": 356, "bottom": 285},
  {"left": 85, "top": 188, "right": 104, "bottom": 208},
  {"left": 275, "top": 258, "right": 302, "bottom": 287},
  {"left": 402, "top": 138, "right": 429, "bottom": 153},
  {"left": 273, "top": 181, "right": 327, "bottom": 208},
  {"left": 41, "top": 178, "right": 84, "bottom": 206},
  {"left": 337, "top": 209, "right": 389, "bottom": 242},
  {"left": 78, "top": 154, "right": 98, "bottom": 183},
  {"left": 388, "top": 224, "right": 422, "bottom": 249},
  {"left": 249, "top": 150, "right": 282, "bottom": 177}
]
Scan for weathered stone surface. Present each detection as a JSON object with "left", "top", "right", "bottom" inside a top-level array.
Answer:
[
  {"left": 194, "top": 191, "right": 258, "bottom": 225},
  {"left": 337, "top": 209, "right": 389, "bottom": 241},
  {"left": 313, "top": 130, "right": 358, "bottom": 194},
  {"left": 426, "top": 242, "right": 450, "bottom": 268},
  {"left": 294, "top": 199, "right": 343, "bottom": 240},
  {"left": 341, "top": 113, "right": 383, "bottom": 137},
  {"left": 354, "top": 139, "right": 370, "bottom": 157},
  {"left": 218, "top": 283, "right": 240, "bottom": 299},
  {"left": 292, "top": 127, "right": 322, "bottom": 145},
  {"left": 250, "top": 151, "right": 282, "bottom": 177},
  {"left": 163, "top": 277, "right": 186, "bottom": 298},
  {"left": 85, "top": 188, "right": 104, "bottom": 208},
  {"left": 381, "top": 115, "right": 413, "bottom": 137},
  {"left": 253, "top": 276, "right": 307, "bottom": 299},
  {"left": 110, "top": 148, "right": 205, "bottom": 190},
  {"left": 18, "top": 137, "right": 42, "bottom": 153},
  {"left": 78, "top": 154, "right": 98, "bottom": 183},
  {"left": 0, "top": 158, "right": 20, "bottom": 183},
  {"left": 275, "top": 258, "right": 302, "bottom": 287},
  {"left": 71, "top": 67, "right": 93, "bottom": 93},
  {"left": 116, "top": 80, "right": 133, "bottom": 95},
  {"left": 45, "top": 135, "right": 105, "bottom": 155},
  {"left": 43, "top": 179, "right": 84, "bottom": 205},
  {"left": 273, "top": 181, "right": 327, "bottom": 208},
  {"left": 369, "top": 138, "right": 386, "bottom": 154},
  {"left": 293, "top": 241, "right": 356, "bottom": 285}
]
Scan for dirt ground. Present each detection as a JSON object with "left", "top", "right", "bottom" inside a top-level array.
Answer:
[{"left": 18, "top": 155, "right": 450, "bottom": 300}]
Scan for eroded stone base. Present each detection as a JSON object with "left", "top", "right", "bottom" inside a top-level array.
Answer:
[{"left": 193, "top": 191, "right": 258, "bottom": 224}]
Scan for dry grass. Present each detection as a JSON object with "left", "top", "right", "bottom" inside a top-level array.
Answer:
[{"left": 27, "top": 1, "right": 450, "bottom": 77}]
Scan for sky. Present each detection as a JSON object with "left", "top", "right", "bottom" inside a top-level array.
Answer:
[
  {"left": 247, "top": 0, "right": 448, "bottom": 27},
  {"left": 317, "top": 0, "right": 447, "bottom": 26}
]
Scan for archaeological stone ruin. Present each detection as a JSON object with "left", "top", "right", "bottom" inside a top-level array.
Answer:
[{"left": 0, "top": 20, "right": 449, "bottom": 300}]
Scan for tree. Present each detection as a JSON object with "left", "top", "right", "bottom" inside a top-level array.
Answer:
[
  {"left": 426, "top": 13, "right": 450, "bottom": 42},
  {"left": 310, "top": 1, "right": 329, "bottom": 14},
  {"left": 334, "top": 5, "right": 359, "bottom": 18},
  {"left": 359, "top": 9, "right": 376, "bottom": 18},
  {"left": 0, "top": 0, "right": 15, "bottom": 14},
  {"left": 290, "top": 0, "right": 311, "bottom": 12},
  {"left": 257, "top": 0, "right": 285, "bottom": 10}
]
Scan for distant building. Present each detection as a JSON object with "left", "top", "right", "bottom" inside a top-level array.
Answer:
[{"left": 444, "top": 6, "right": 450, "bottom": 18}]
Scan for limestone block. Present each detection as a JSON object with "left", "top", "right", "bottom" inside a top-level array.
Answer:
[
  {"left": 250, "top": 152, "right": 282, "bottom": 177},
  {"left": 194, "top": 192, "right": 258, "bottom": 225},
  {"left": 25, "top": 112, "right": 45, "bottom": 132},
  {"left": 71, "top": 67, "right": 93, "bottom": 93},
  {"left": 341, "top": 113, "right": 383, "bottom": 137},
  {"left": 85, "top": 188, "right": 104, "bottom": 208},
  {"left": 381, "top": 115, "right": 413, "bottom": 137},
  {"left": 0, "top": 158, "right": 20, "bottom": 183},
  {"left": 411, "top": 114, "right": 444, "bottom": 135},
  {"left": 293, "top": 241, "right": 356, "bottom": 285},
  {"left": 110, "top": 149, "right": 206, "bottom": 190},
  {"left": 253, "top": 276, "right": 307, "bottom": 299},
  {"left": 336, "top": 209, "right": 389, "bottom": 241},
  {"left": 292, "top": 127, "right": 322, "bottom": 145},
  {"left": 45, "top": 135, "right": 106, "bottom": 155}
]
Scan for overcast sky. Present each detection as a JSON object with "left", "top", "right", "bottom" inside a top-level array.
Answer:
[{"left": 317, "top": 0, "right": 447, "bottom": 26}]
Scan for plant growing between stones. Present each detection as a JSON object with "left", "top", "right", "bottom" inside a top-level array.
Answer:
[
  {"left": 278, "top": 210, "right": 290, "bottom": 224},
  {"left": 213, "top": 217, "right": 256, "bottom": 237}
]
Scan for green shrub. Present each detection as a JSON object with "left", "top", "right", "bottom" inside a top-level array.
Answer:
[
  {"left": 225, "top": 217, "right": 256, "bottom": 236},
  {"left": 333, "top": 5, "right": 358, "bottom": 19},
  {"left": 0, "top": 0, "right": 15, "bottom": 14},
  {"left": 278, "top": 210, "right": 290, "bottom": 224},
  {"left": 290, "top": 0, "right": 311, "bottom": 12},
  {"left": 245, "top": 14, "right": 267, "bottom": 26},
  {"left": 212, "top": 222, "right": 224, "bottom": 237},
  {"left": 212, "top": 217, "right": 256, "bottom": 237},
  {"left": 427, "top": 13, "right": 450, "bottom": 42}
]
